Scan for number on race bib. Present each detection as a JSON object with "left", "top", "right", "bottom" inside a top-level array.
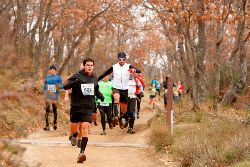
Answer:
[
  {"left": 48, "top": 85, "right": 56, "bottom": 92},
  {"left": 81, "top": 84, "right": 94, "bottom": 95}
]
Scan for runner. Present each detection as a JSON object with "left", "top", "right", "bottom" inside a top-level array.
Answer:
[
  {"left": 177, "top": 80, "right": 185, "bottom": 97},
  {"left": 43, "top": 65, "right": 63, "bottom": 131},
  {"left": 134, "top": 70, "right": 145, "bottom": 119},
  {"left": 149, "top": 84, "right": 157, "bottom": 110},
  {"left": 98, "top": 52, "right": 140, "bottom": 129},
  {"left": 64, "top": 58, "right": 104, "bottom": 163},
  {"left": 64, "top": 63, "right": 86, "bottom": 147},
  {"left": 97, "top": 75, "right": 113, "bottom": 135},
  {"left": 173, "top": 82, "right": 180, "bottom": 103},
  {"left": 151, "top": 76, "right": 157, "bottom": 86},
  {"left": 155, "top": 76, "right": 161, "bottom": 100},
  {"left": 126, "top": 71, "right": 143, "bottom": 134}
]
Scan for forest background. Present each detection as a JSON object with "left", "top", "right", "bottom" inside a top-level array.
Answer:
[{"left": 0, "top": 0, "right": 249, "bottom": 166}]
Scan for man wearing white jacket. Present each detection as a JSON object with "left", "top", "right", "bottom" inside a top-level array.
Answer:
[{"left": 98, "top": 52, "right": 140, "bottom": 129}]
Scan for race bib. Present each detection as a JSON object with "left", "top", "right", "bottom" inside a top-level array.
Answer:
[
  {"left": 100, "top": 102, "right": 109, "bottom": 106},
  {"left": 48, "top": 85, "right": 56, "bottom": 92},
  {"left": 81, "top": 84, "right": 94, "bottom": 95}
]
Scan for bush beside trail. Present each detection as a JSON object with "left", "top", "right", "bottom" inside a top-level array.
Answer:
[{"left": 147, "top": 97, "right": 250, "bottom": 167}]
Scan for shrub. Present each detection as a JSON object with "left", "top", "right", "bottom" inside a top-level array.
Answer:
[
  {"left": 147, "top": 115, "right": 174, "bottom": 152},
  {"left": 0, "top": 142, "right": 25, "bottom": 167},
  {"left": 171, "top": 117, "right": 250, "bottom": 167}
]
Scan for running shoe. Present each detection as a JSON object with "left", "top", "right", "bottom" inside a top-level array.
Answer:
[
  {"left": 115, "top": 117, "right": 119, "bottom": 125},
  {"left": 77, "top": 153, "right": 86, "bottom": 163},
  {"left": 130, "top": 130, "right": 135, "bottom": 134},
  {"left": 70, "top": 136, "right": 77, "bottom": 146},
  {"left": 112, "top": 117, "right": 119, "bottom": 127},
  {"left": 124, "top": 120, "right": 128, "bottom": 128},
  {"left": 109, "top": 123, "right": 113, "bottom": 129},
  {"left": 127, "top": 128, "right": 135, "bottom": 134},
  {"left": 53, "top": 123, "right": 57, "bottom": 130},
  {"left": 77, "top": 140, "right": 82, "bottom": 148},
  {"left": 119, "top": 120, "right": 124, "bottom": 129},
  {"left": 100, "top": 130, "right": 107, "bottom": 135},
  {"left": 43, "top": 126, "right": 50, "bottom": 131}
]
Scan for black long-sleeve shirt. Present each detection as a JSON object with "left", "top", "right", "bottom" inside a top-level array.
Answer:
[{"left": 64, "top": 70, "right": 104, "bottom": 109}]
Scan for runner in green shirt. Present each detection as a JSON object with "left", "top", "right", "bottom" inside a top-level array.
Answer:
[
  {"left": 97, "top": 75, "right": 113, "bottom": 135},
  {"left": 149, "top": 84, "right": 157, "bottom": 109}
]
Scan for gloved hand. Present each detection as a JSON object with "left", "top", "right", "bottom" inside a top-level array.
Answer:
[{"left": 100, "top": 96, "right": 105, "bottom": 102}]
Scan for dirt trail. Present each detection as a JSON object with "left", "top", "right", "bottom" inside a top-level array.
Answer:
[{"left": 20, "top": 99, "right": 173, "bottom": 167}]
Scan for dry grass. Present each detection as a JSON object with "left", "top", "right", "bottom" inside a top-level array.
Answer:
[
  {"left": 146, "top": 114, "right": 174, "bottom": 152},
  {"left": 0, "top": 142, "right": 26, "bottom": 167},
  {"left": 148, "top": 95, "right": 250, "bottom": 167},
  {"left": 172, "top": 116, "right": 250, "bottom": 167}
]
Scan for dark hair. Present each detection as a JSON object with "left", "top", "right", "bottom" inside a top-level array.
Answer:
[
  {"left": 166, "top": 75, "right": 171, "bottom": 80},
  {"left": 83, "top": 58, "right": 94, "bottom": 65},
  {"left": 136, "top": 69, "right": 141, "bottom": 73},
  {"left": 118, "top": 52, "right": 126, "bottom": 59},
  {"left": 50, "top": 65, "right": 56, "bottom": 70}
]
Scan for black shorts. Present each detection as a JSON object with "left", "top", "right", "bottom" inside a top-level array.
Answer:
[
  {"left": 113, "top": 88, "right": 128, "bottom": 103},
  {"left": 150, "top": 95, "right": 156, "bottom": 99},
  {"left": 98, "top": 104, "right": 112, "bottom": 114},
  {"left": 70, "top": 107, "right": 94, "bottom": 123}
]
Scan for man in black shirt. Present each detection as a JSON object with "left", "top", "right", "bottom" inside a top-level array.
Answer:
[{"left": 64, "top": 58, "right": 104, "bottom": 163}]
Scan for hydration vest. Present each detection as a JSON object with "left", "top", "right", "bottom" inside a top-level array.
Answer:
[{"left": 112, "top": 63, "right": 130, "bottom": 90}]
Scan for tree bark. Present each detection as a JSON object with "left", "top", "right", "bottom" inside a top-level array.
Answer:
[
  {"left": 222, "top": 0, "right": 248, "bottom": 106},
  {"left": 58, "top": 34, "right": 84, "bottom": 75},
  {"left": 85, "top": 27, "right": 96, "bottom": 57},
  {"left": 212, "top": 1, "right": 230, "bottom": 112},
  {"left": 194, "top": 0, "right": 207, "bottom": 105}
]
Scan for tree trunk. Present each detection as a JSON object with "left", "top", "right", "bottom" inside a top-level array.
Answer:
[
  {"left": 85, "top": 27, "right": 96, "bottom": 57},
  {"left": 12, "top": 0, "right": 28, "bottom": 62},
  {"left": 58, "top": 34, "right": 84, "bottom": 75},
  {"left": 54, "top": 26, "right": 65, "bottom": 65},
  {"left": 222, "top": 0, "right": 248, "bottom": 106},
  {"left": 194, "top": 0, "right": 207, "bottom": 105},
  {"left": 212, "top": 0, "right": 230, "bottom": 112}
]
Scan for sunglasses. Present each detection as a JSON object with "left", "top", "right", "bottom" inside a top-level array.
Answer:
[{"left": 119, "top": 58, "right": 126, "bottom": 61}]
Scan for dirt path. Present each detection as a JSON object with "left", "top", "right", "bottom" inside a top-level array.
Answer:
[{"left": 19, "top": 99, "right": 169, "bottom": 167}]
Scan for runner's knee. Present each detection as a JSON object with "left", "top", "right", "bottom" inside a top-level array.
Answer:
[{"left": 113, "top": 93, "right": 120, "bottom": 103}]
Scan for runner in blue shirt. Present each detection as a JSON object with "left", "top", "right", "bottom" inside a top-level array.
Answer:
[
  {"left": 43, "top": 65, "right": 63, "bottom": 131},
  {"left": 151, "top": 76, "right": 161, "bottom": 100},
  {"left": 155, "top": 76, "right": 161, "bottom": 99}
]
